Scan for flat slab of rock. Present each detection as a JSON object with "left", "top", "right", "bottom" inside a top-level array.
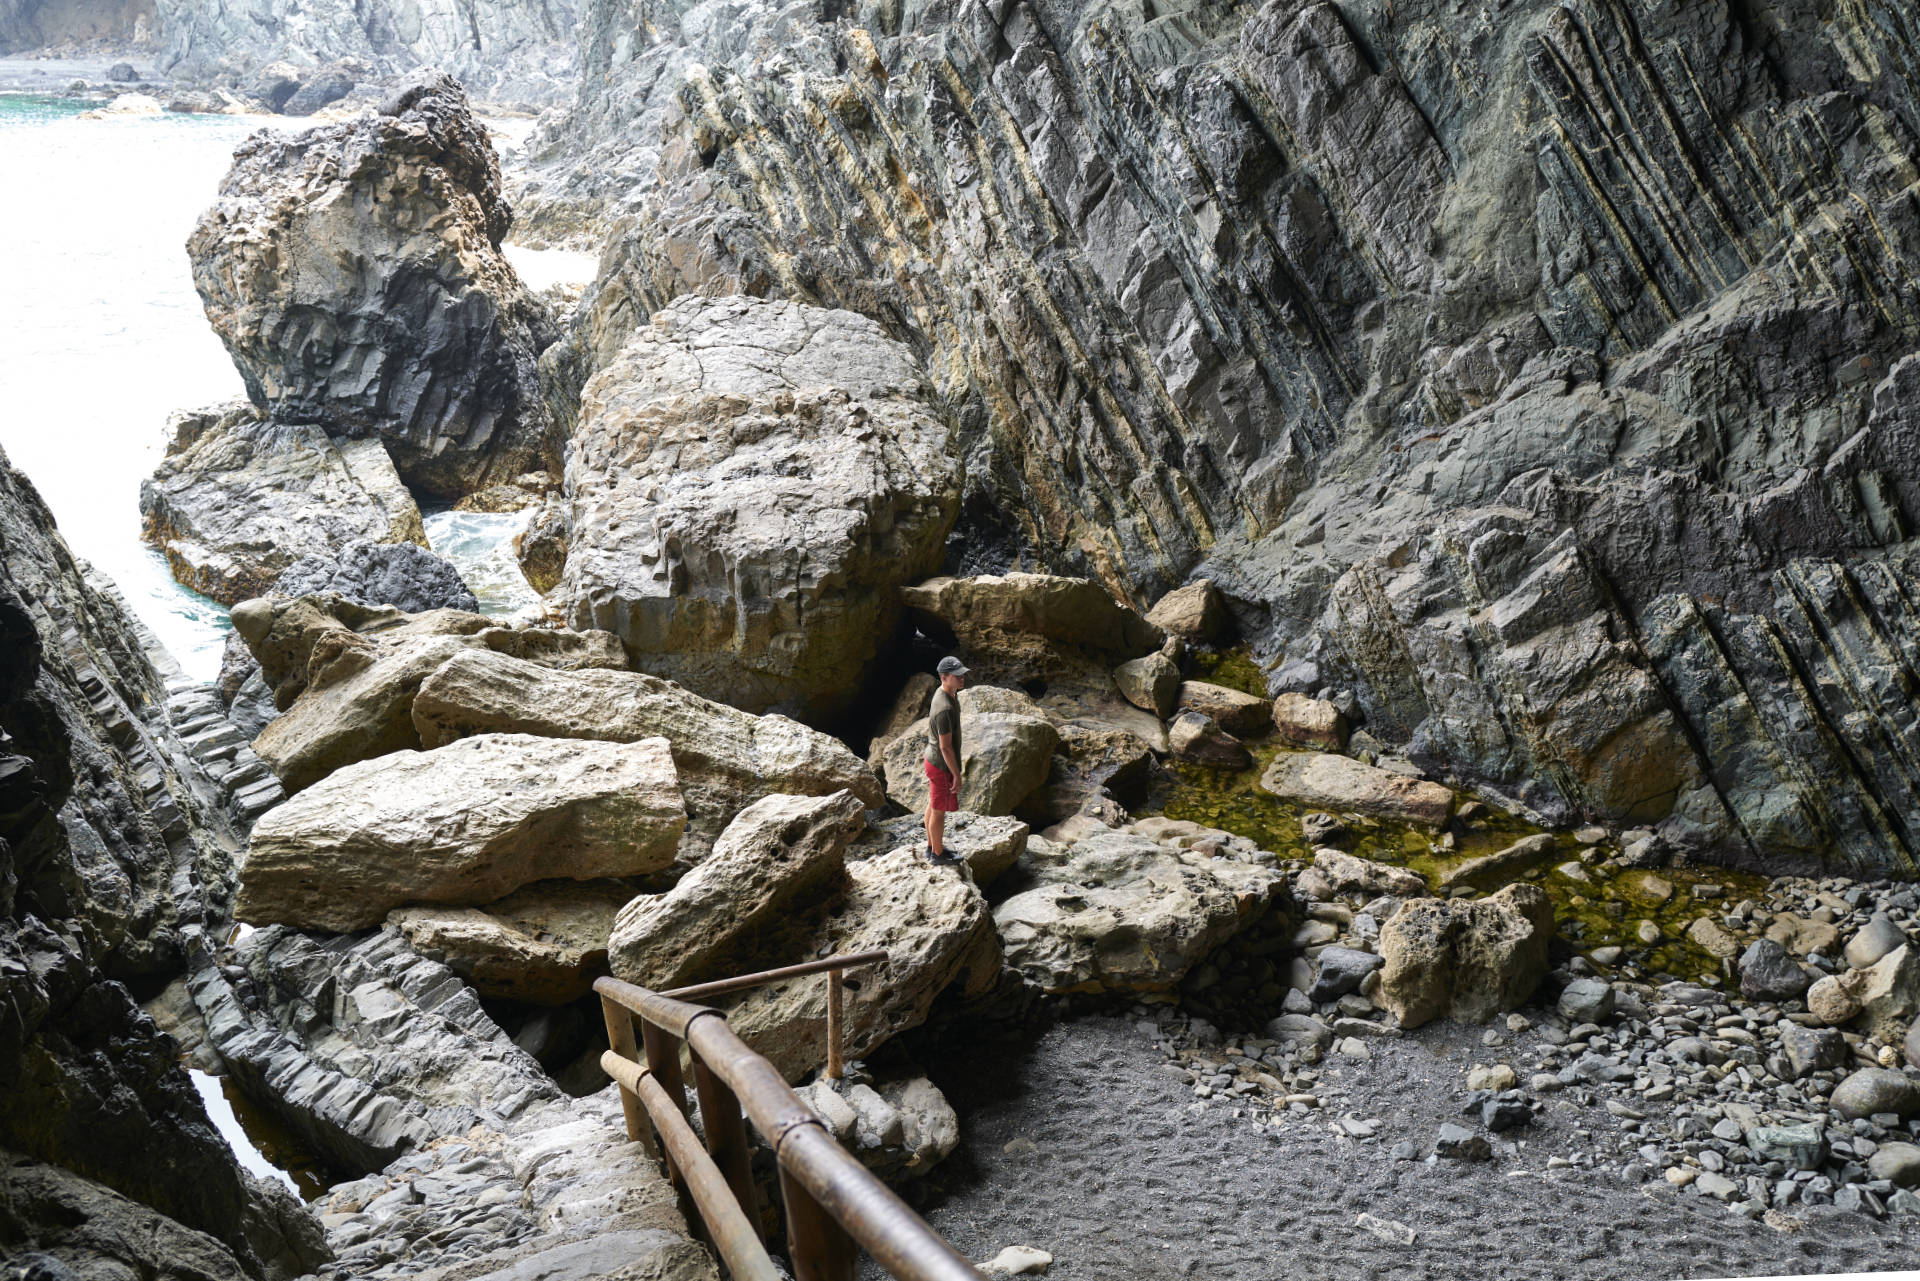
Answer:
[
  {"left": 1438, "top": 833, "right": 1558, "bottom": 891},
  {"left": 557, "top": 295, "right": 961, "bottom": 720},
  {"left": 234, "top": 595, "right": 628, "bottom": 792},
  {"left": 609, "top": 791, "right": 868, "bottom": 992},
  {"left": 240, "top": 733, "right": 686, "bottom": 931},
  {"left": 1311, "top": 847, "right": 1428, "bottom": 899},
  {"left": 902, "top": 573, "right": 1163, "bottom": 672},
  {"left": 1377, "top": 884, "right": 1554, "bottom": 1028},
  {"left": 413, "top": 647, "right": 883, "bottom": 850},
  {"left": 1176, "top": 680, "right": 1271, "bottom": 736},
  {"left": 994, "top": 830, "right": 1282, "bottom": 993},
  {"left": 388, "top": 879, "right": 637, "bottom": 1004},
  {"left": 140, "top": 405, "right": 427, "bottom": 605},
  {"left": 1261, "top": 751, "right": 1453, "bottom": 824}
]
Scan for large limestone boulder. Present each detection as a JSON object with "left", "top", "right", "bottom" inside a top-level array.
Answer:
[
  {"left": 412, "top": 648, "right": 882, "bottom": 852},
  {"left": 556, "top": 295, "right": 962, "bottom": 720},
  {"left": 1377, "top": 884, "right": 1555, "bottom": 1028},
  {"left": 239, "top": 734, "right": 686, "bottom": 931},
  {"left": 901, "top": 573, "right": 1163, "bottom": 678},
  {"left": 187, "top": 73, "right": 559, "bottom": 503},
  {"left": 1176, "top": 681, "right": 1272, "bottom": 736},
  {"left": 1261, "top": 751, "right": 1454, "bottom": 824},
  {"left": 140, "top": 405, "right": 427, "bottom": 605},
  {"left": 879, "top": 685, "right": 1060, "bottom": 817},
  {"left": 388, "top": 880, "right": 636, "bottom": 1005},
  {"left": 608, "top": 791, "right": 868, "bottom": 991},
  {"left": 1145, "top": 580, "right": 1230, "bottom": 642},
  {"left": 232, "top": 595, "right": 627, "bottom": 793},
  {"left": 714, "top": 847, "right": 999, "bottom": 1081},
  {"left": 993, "top": 829, "right": 1283, "bottom": 993}
]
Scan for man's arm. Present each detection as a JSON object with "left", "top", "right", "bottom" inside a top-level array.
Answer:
[{"left": 940, "top": 731, "right": 961, "bottom": 781}]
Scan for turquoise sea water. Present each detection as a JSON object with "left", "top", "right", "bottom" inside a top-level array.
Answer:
[{"left": 0, "top": 95, "right": 589, "bottom": 678}]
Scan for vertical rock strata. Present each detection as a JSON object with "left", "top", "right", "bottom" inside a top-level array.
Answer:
[
  {"left": 0, "top": 443, "right": 327, "bottom": 1276},
  {"left": 516, "top": 0, "right": 1920, "bottom": 874}
]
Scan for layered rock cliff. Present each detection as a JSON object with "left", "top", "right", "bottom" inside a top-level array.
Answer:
[
  {"left": 0, "top": 443, "right": 326, "bottom": 1276},
  {"left": 515, "top": 0, "right": 1920, "bottom": 876}
]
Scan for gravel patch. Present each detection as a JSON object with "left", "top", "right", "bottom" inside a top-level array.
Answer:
[{"left": 883, "top": 1013, "right": 1920, "bottom": 1280}]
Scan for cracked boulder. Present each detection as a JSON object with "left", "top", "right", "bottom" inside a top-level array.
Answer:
[
  {"left": 187, "top": 72, "right": 560, "bottom": 503},
  {"left": 994, "top": 828, "right": 1283, "bottom": 994},
  {"left": 1376, "top": 884, "right": 1555, "bottom": 1029},
  {"left": 556, "top": 294, "right": 962, "bottom": 721},
  {"left": 238, "top": 733, "right": 686, "bottom": 932}
]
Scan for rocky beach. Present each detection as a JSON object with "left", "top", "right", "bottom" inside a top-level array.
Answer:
[{"left": 9, "top": 0, "right": 1920, "bottom": 1278}]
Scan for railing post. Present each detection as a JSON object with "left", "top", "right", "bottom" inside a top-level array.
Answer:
[
  {"left": 826, "top": 968, "right": 845, "bottom": 1081},
  {"left": 641, "top": 1019, "right": 693, "bottom": 1204},
  {"left": 691, "top": 1052, "right": 762, "bottom": 1238},
  {"left": 600, "top": 994, "right": 657, "bottom": 1157},
  {"left": 780, "top": 1160, "right": 858, "bottom": 1281}
]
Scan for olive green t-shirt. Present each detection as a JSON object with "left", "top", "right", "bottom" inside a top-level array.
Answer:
[{"left": 925, "top": 688, "right": 961, "bottom": 768}]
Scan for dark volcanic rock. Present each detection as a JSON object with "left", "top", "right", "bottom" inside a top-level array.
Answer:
[
  {"left": 517, "top": 0, "right": 1920, "bottom": 876},
  {"left": 0, "top": 443, "right": 328, "bottom": 1276},
  {"left": 273, "top": 539, "right": 479, "bottom": 614},
  {"left": 140, "top": 402, "right": 428, "bottom": 606},
  {"left": 188, "top": 72, "right": 560, "bottom": 505}
]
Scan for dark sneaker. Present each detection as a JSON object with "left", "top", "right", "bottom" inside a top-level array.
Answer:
[{"left": 924, "top": 846, "right": 961, "bottom": 866}]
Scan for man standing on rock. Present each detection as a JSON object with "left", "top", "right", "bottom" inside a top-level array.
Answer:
[{"left": 924, "top": 656, "right": 967, "bottom": 865}]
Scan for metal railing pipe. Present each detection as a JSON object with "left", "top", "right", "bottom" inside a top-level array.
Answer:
[
  {"left": 635, "top": 1072, "right": 783, "bottom": 1281},
  {"left": 662, "top": 950, "right": 888, "bottom": 1002}
]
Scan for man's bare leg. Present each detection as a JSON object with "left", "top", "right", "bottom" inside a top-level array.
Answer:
[{"left": 925, "top": 801, "right": 946, "bottom": 857}]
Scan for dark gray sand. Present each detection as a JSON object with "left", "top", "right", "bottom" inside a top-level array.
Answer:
[{"left": 884, "top": 1014, "right": 1920, "bottom": 1281}]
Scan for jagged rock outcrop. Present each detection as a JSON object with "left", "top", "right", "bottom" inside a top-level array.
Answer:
[
  {"left": 140, "top": 402, "right": 427, "bottom": 606},
  {"left": 1, "top": 442, "right": 328, "bottom": 1276},
  {"left": 554, "top": 295, "right": 963, "bottom": 721},
  {"left": 229, "top": 594, "right": 627, "bottom": 793},
  {"left": 238, "top": 733, "right": 686, "bottom": 932},
  {"left": 518, "top": 0, "right": 1920, "bottom": 876},
  {"left": 188, "top": 72, "right": 560, "bottom": 506},
  {"left": 900, "top": 574, "right": 1165, "bottom": 684},
  {"left": 608, "top": 791, "right": 868, "bottom": 991},
  {"left": 189, "top": 925, "right": 564, "bottom": 1174},
  {"left": 154, "top": 0, "right": 579, "bottom": 107},
  {"left": 410, "top": 647, "right": 883, "bottom": 853},
  {"left": 1377, "top": 884, "right": 1556, "bottom": 1029},
  {"left": 993, "top": 826, "right": 1283, "bottom": 993}
]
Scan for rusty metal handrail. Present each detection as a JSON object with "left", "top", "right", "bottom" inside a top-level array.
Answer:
[{"left": 596, "top": 952, "right": 982, "bottom": 1281}]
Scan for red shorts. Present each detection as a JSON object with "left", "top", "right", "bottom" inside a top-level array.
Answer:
[{"left": 924, "top": 760, "right": 958, "bottom": 812}]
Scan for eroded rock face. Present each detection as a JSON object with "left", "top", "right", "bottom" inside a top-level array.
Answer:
[
  {"left": 238, "top": 733, "right": 686, "bottom": 932},
  {"left": 411, "top": 647, "right": 882, "bottom": 853},
  {"left": 1, "top": 442, "right": 329, "bottom": 1274},
  {"left": 188, "top": 72, "right": 559, "bottom": 504},
  {"left": 1377, "top": 884, "right": 1555, "bottom": 1029},
  {"left": 160, "top": 3, "right": 578, "bottom": 107},
  {"left": 231, "top": 595, "right": 627, "bottom": 792},
  {"left": 1260, "top": 751, "right": 1454, "bottom": 825},
  {"left": 879, "top": 685, "right": 1060, "bottom": 817},
  {"left": 140, "top": 405, "right": 428, "bottom": 606},
  {"left": 556, "top": 295, "right": 962, "bottom": 721},
  {"left": 522, "top": 0, "right": 1920, "bottom": 876},
  {"left": 608, "top": 791, "right": 868, "bottom": 992},
  {"left": 994, "top": 828, "right": 1283, "bottom": 993}
]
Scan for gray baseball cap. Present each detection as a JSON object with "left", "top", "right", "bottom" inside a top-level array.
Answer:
[{"left": 936, "top": 656, "right": 969, "bottom": 676}]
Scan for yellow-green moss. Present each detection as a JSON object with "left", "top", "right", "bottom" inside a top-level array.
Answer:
[
  {"left": 1148, "top": 741, "right": 1769, "bottom": 983},
  {"left": 1188, "top": 647, "right": 1268, "bottom": 698}
]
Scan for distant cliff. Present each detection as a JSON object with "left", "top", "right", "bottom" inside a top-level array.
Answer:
[{"left": 515, "top": 0, "right": 1920, "bottom": 877}]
